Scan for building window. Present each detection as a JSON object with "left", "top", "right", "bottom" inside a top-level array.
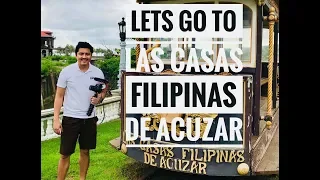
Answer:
[{"left": 42, "top": 50, "right": 47, "bottom": 57}]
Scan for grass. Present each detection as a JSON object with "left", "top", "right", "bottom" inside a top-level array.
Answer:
[{"left": 41, "top": 119, "right": 149, "bottom": 180}]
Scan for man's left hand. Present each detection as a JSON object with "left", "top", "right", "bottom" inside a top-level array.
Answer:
[{"left": 91, "top": 94, "right": 102, "bottom": 105}]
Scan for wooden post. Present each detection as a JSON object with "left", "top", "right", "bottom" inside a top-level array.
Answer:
[
  {"left": 272, "top": 22, "right": 279, "bottom": 108},
  {"left": 50, "top": 73, "right": 56, "bottom": 100},
  {"left": 253, "top": 4, "right": 263, "bottom": 136},
  {"left": 263, "top": 7, "right": 278, "bottom": 128},
  {"left": 263, "top": 7, "right": 277, "bottom": 117}
]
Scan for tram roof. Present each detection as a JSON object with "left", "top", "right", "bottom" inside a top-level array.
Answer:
[{"left": 136, "top": 0, "right": 279, "bottom": 14}]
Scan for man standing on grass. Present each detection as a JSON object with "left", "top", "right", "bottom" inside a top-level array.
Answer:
[{"left": 53, "top": 42, "right": 107, "bottom": 180}]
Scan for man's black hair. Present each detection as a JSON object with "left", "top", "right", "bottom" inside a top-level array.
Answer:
[{"left": 75, "top": 42, "right": 94, "bottom": 54}]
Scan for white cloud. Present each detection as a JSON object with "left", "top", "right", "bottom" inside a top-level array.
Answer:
[
  {"left": 42, "top": 1, "right": 279, "bottom": 51},
  {"left": 41, "top": 0, "right": 136, "bottom": 49}
]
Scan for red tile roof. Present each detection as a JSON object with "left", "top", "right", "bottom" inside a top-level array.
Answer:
[{"left": 41, "top": 31, "right": 52, "bottom": 37}]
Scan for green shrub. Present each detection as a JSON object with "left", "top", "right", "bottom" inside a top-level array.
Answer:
[
  {"left": 95, "top": 57, "right": 120, "bottom": 90},
  {"left": 41, "top": 58, "right": 60, "bottom": 76},
  {"left": 65, "top": 56, "right": 77, "bottom": 64}
]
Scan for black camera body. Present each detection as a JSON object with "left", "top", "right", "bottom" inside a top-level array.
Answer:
[
  {"left": 89, "top": 84, "right": 104, "bottom": 94},
  {"left": 87, "top": 77, "right": 109, "bottom": 116}
]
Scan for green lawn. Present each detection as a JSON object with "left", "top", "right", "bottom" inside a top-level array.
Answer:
[{"left": 41, "top": 119, "right": 149, "bottom": 180}]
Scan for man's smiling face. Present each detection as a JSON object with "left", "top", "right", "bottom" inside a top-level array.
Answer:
[{"left": 76, "top": 48, "right": 92, "bottom": 66}]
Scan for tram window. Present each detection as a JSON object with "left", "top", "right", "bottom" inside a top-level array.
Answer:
[
  {"left": 262, "top": 31, "right": 279, "bottom": 63},
  {"left": 183, "top": 2, "right": 217, "bottom": 61},
  {"left": 219, "top": 2, "right": 252, "bottom": 64},
  {"left": 152, "top": 37, "right": 215, "bottom": 61},
  {"left": 262, "top": 29, "right": 272, "bottom": 63},
  {"left": 190, "top": 37, "right": 215, "bottom": 61},
  {"left": 149, "top": 38, "right": 181, "bottom": 60}
]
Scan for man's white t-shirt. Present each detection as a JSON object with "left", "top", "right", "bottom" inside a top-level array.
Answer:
[{"left": 57, "top": 63, "right": 105, "bottom": 119}]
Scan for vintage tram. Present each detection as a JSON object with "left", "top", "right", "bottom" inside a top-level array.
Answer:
[{"left": 110, "top": 0, "right": 279, "bottom": 176}]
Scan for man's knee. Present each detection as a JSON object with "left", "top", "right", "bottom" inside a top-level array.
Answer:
[
  {"left": 80, "top": 149, "right": 89, "bottom": 156},
  {"left": 60, "top": 154, "right": 70, "bottom": 160}
]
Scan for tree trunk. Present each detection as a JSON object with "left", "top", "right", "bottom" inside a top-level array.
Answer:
[{"left": 50, "top": 73, "right": 56, "bottom": 99}]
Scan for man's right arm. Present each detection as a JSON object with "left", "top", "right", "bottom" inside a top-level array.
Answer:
[
  {"left": 53, "top": 87, "right": 65, "bottom": 123},
  {"left": 53, "top": 69, "right": 67, "bottom": 123}
]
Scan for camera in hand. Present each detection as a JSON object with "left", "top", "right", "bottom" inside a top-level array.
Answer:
[
  {"left": 89, "top": 84, "right": 104, "bottom": 93},
  {"left": 87, "top": 77, "right": 109, "bottom": 116}
]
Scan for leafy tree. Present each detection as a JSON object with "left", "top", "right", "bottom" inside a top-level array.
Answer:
[
  {"left": 64, "top": 44, "right": 75, "bottom": 56},
  {"left": 95, "top": 48, "right": 104, "bottom": 56},
  {"left": 94, "top": 57, "right": 120, "bottom": 90},
  {"left": 104, "top": 49, "right": 114, "bottom": 59},
  {"left": 115, "top": 48, "right": 120, "bottom": 54},
  {"left": 55, "top": 46, "right": 65, "bottom": 55}
]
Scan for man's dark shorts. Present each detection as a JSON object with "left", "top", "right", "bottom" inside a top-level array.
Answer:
[{"left": 60, "top": 116, "right": 98, "bottom": 156}]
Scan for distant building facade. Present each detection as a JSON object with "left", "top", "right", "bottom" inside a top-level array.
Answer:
[{"left": 41, "top": 31, "right": 55, "bottom": 57}]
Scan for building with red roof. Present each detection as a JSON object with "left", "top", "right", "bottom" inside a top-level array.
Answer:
[{"left": 41, "top": 31, "right": 56, "bottom": 57}]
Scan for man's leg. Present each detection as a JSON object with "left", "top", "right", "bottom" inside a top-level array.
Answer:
[
  {"left": 58, "top": 116, "right": 80, "bottom": 180},
  {"left": 57, "top": 155, "right": 71, "bottom": 180},
  {"left": 79, "top": 117, "right": 98, "bottom": 180},
  {"left": 79, "top": 149, "right": 90, "bottom": 180}
]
